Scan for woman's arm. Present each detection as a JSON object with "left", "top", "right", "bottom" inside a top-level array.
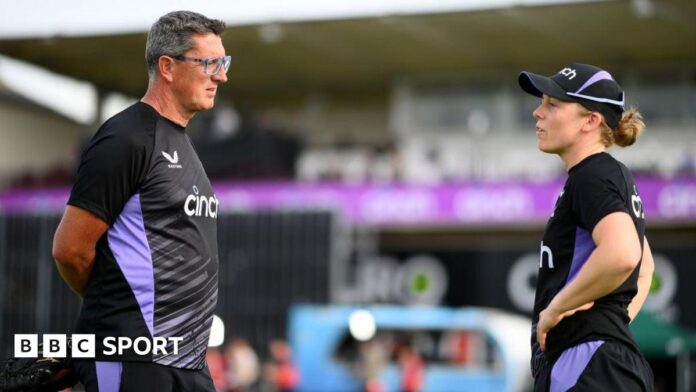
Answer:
[
  {"left": 537, "top": 211, "right": 642, "bottom": 351},
  {"left": 628, "top": 237, "right": 655, "bottom": 322}
]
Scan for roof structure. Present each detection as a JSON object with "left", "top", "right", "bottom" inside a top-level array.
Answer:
[{"left": 0, "top": 0, "right": 694, "bottom": 102}]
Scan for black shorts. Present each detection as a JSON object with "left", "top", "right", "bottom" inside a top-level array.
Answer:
[
  {"left": 72, "top": 360, "right": 215, "bottom": 392},
  {"left": 533, "top": 340, "right": 653, "bottom": 392}
]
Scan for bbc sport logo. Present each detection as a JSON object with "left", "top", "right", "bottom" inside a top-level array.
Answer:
[{"left": 15, "top": 334, "right": 183, "bottom": 358}]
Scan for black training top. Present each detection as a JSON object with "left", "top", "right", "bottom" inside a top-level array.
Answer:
[
  {"left": 531, "top": 152, "right": 645, "bottom": 361},
  {"left": 68, "top": 102, "right": 219, "bottom": 369}
]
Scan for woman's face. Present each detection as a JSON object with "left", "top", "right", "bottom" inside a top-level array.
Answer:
[{"left": 532, "top": 95, "right": 589, "bottom": 155}]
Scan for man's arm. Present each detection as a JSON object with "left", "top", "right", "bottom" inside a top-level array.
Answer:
[
  {"left": 536, "top": 211, "right": 642, "bottom": 351},
  {"left": 52, "top": 206, "right": 109, "bottom": 296},
  {"left": 628, "top": 237, "right": 655, "bottom": 322}
]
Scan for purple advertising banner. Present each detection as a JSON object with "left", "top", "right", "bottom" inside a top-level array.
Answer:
[{"left": 2, "top": 177, "right": 696, "bottom": 227}]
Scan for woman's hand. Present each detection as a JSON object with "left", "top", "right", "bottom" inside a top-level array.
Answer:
[{"left": 537, "top": 302, "right": 594, "bottom": 352}]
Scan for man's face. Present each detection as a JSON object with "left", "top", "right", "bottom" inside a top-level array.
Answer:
[
  {"left": 532, "top": 95, "right": 588, "bottom": 155},
  {"left": 171, "top": 33, "right": 228, "bottom": 114}
]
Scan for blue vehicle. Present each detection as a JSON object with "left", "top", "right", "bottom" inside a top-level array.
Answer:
[{"left": 288, "top": 305, "right": 532, "bottom": 392}]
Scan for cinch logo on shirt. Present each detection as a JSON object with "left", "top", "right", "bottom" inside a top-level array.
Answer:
[
  {"left": 551, "top": 190, "right": 564, "bottom": 218},
  {"left": 631, "top": 185, "right": 645, "bottom": 219},
  {"left": 539, "top": 241, "right": 554, "bottom": 269},
  {"left": 184, "top": 185, "right": 219, "bottom": 218}
]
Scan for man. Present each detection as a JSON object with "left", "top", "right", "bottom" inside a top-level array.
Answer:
[{"left": 52, "top": 10, "right": 229, "bottom": 391}]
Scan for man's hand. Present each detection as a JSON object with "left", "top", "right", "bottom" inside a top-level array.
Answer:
[{"left": 537, "top": 302, "right": 594, "bottom": 352}]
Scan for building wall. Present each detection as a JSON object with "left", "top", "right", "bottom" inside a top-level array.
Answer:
[
  {"left": 0, "top": 100, "right": 83, "bottom": 187},
  {"left": 246, "top": 91, "right": 391, "bottom": 146}
]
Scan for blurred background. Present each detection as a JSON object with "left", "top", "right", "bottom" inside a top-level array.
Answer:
[{"left": 1, "top": 0, "right": 695, "bottom": 391}]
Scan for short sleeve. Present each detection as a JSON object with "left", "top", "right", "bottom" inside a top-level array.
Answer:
[
  {"left": 68, "top": 129, "right": 150, "bottom": 225},
  {"left": 570, "top": 174, "right": 628, "bottom": 233}
]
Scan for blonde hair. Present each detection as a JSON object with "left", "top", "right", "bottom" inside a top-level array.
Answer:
[{"left": 581, "top": 106, "right": 645, "bottom": 148}]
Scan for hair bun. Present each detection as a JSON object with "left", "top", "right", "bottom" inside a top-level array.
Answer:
[{"left": 614, "top": 108, "right": 644, "bottom": 147}]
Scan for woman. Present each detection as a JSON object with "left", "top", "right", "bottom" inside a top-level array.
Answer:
[{"left": 518, "top": 63, "right": 655, "bottom": 391}]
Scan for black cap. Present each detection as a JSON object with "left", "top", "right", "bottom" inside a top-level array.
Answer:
[{"left": 518, "top": 63, "right": 625, "bottom": 129}]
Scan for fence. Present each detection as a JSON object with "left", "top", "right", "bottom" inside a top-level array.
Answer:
[{"left": 0, "top": 211, "right": 335, "bottom": 360}]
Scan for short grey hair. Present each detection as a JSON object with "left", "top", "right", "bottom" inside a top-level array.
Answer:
[{"left": 146, "top": 10, "right": 226, "bottom": 79}]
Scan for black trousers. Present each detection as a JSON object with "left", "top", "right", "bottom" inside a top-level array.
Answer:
[
  {"left": 73, "top": 360, "right": 215, "bottom": 392},
  {"left": 533, "top": 340, "right": 654, "bottom": 392}
]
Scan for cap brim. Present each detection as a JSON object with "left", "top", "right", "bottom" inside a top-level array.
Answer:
[{"left": 518, "top": 71, "right": 568, "bottom": 101}]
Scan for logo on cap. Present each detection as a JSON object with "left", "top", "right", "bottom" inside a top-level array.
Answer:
[{"left": 559, "top": 68, "right": 577, "bottom": 80}]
